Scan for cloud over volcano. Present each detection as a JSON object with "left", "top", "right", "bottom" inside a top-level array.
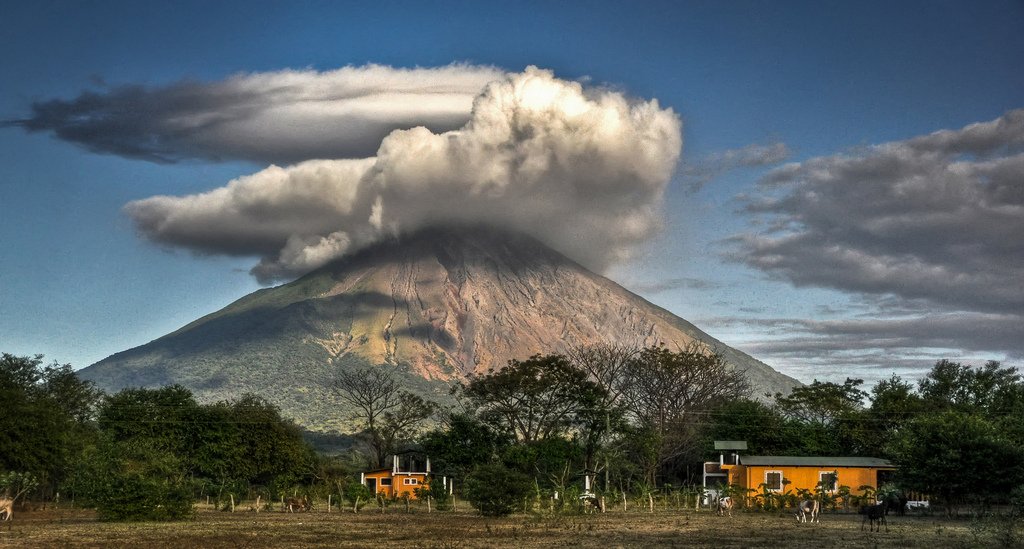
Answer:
[
  {"left": 124, "top": 67, "right": 682, "bottom": 282},
  {"left": 8, "top": 64, "right": 504, "bottom": 164}
]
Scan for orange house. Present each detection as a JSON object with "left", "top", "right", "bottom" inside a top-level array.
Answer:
[
  {"left": 361, "top": 454, "right": 433, "bottom": 499},
  {"left": 721, "top": 455, "right": 895, "bottom": 497}
]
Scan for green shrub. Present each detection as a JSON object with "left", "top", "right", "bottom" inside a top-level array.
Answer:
[
  {"left": 344, "top": 482, "right": 372, "bottom": 510},
  {"left": 95, "top": 473, "right": 193, "bottom": 521},
  {"left": 465, "top": 463, "right": 533, "bottom": 517}
]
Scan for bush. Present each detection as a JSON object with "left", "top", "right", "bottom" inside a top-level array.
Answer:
[
  {"left": 464, "top": 463, "right": 533, "bottom": 517},
  {"left": 95, "top": 474, "right": 193, "bottom": 521},
  {"left": 344, "top": 482, "right": 372, "bottom": 511}
]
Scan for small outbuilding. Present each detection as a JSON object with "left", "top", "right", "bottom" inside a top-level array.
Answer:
[
  {"left": 361, "top": 452, "right": 455, "bottom": 499},
  {"left": 361, "top": 453, "right": 432, "bottom": 499}
]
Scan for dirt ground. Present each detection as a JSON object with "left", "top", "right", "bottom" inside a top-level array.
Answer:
[{"left": 0, "top": 505, "right": 1017, "bottom": 548}]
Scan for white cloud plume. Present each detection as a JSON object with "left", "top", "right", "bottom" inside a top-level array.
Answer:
[
  {"left": 8, "top": 64, "right": 505, "bottom": 164},
  {"left": 125, "top": 67, "right": 683, "bottom": 282}
]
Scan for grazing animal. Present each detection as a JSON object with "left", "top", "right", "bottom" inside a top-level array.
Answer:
[
  {"left": 0, "top": 498, "right": 12, "bottom": 521},
  {"left": 859, "top": 502, "right": 888, "bottom": 532},
  {"left": 717, "top": 496, "right": 733, "bottom": 516},
  {"left": 284, "top": 496, "right": 309, "bottom": 512},
  {"left": 795, "top": 499, "right": 820, "bottom": 523},
  {"left": 883, "top": 493, "right": 907, "bottom": 516}
]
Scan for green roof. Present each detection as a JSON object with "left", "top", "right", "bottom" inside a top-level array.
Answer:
[{"left": 740, "top": 456, "right": 894, "bottom": 468}]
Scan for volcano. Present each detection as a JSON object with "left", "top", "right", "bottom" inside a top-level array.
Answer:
[{"left": 79, "top": 227, "right": 799, "bottom": 431}]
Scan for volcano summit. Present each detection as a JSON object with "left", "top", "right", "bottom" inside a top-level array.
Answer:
[{"left": 79, "top": 227, "right": 799, "bottom": 430}]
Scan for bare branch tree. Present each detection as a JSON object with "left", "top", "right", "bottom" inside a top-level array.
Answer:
[
  {"left": 618, "top": 342, "right": 750, "bottom": 484},
  {"left": 333, "top": 366, "right": 435, "bottom": 467}
]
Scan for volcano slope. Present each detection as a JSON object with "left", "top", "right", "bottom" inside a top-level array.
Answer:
[{"left": 79, "top": 227, "right": 799, "bottom": 431}]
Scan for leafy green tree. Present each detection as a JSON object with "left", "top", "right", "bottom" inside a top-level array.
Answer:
[
  {"left": 464, "top": 463, "right": 533, "bottom": 517},
  {"left": 421, "top": 413, "right": 510, "bottom": 481},
  {"left": 773, "top": 378, "right": 866, "bottom": 455},
  {"left": 918, "top": 360, "right": 1020, "bottom": 414},
  {"left": 0, "top": 353, "right": 101, "bottom": 492},
  {"left": 854, "top": 375, "right": 925, "bottom": 457},
  {"left": 703, "top": 398, "right": 803, "bottom": 456},
  {"left": 462, "top": 354, "right": 604, "bottom": 444},
  {"left": 889, "top": 410, "right": 1024, "bottom": 512}
]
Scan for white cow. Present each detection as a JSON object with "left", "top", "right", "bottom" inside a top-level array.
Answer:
[
  {"left": 717, "top": 496, "right": 734, "bottom": 516},
  {"left": 796, "top": 499, "right": 820, "bottom": 523}
]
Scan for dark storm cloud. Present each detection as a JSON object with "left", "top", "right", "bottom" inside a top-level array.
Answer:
[{"left": 728, "top": 109, "right": 1024, "bottom": 316}]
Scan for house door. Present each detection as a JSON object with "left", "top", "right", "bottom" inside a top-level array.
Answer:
[{"left": 366, "top": 478, "right": 377, "bottom": 494}]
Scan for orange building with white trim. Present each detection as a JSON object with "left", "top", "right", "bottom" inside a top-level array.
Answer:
[
  {"left": 722, "top": 455, "right": 895, "bottom": 495},
  {"left": 361, "top": 453, "right": 433, "bottom": 499}
]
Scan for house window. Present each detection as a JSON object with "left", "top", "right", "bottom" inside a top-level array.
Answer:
[
  {"left": 380, "top": 478, "right": 392, "bottom": 486},
  {"left": 819, "top": 471, "right": 837, "bottom": 492},
  {"left": 403, "top": 478, "right": 419, "bottom": 485},
  {"left": 765, "top": 470, "right": 784, "bottom": 491}
]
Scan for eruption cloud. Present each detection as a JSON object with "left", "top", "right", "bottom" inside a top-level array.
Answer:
[{"left": 125, "top": 67, "right": 683, "bottom": 282}]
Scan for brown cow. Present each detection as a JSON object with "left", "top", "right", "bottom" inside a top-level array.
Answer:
[{"left": 283, "top": 496, "right": 309, "bottom": 512}]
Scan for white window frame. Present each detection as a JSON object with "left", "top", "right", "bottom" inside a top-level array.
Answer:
[
  {"left": 403, "top": 477, "right": 419, "bottom": 486},
  {"left": 764, "top": 470, "right": 784, "bottom": 492},
  {"left": 818, "top": 471, "right": 838, "bottom": 493}
]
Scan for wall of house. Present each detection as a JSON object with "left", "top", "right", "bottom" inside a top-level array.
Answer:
[
  {"left": 362, "top": 471, "right": 430, "bottom": 498},
  {"left": 728, "top": 465, "right": 889, "bottom": 495}
]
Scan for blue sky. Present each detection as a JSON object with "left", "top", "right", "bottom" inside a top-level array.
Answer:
[{"left": 2, "top": 0, "right": 1022, "bottom": 385}]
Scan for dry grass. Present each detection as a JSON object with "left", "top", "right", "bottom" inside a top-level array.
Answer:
[{"left": 0, "top": 504, "right": 1010, "bottom": 548}]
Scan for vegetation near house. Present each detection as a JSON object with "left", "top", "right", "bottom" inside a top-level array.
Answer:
[
  {"left": 2, "top": 349, "right": 1022, "bottom": 527},
  {"left": 464, "top": 463, "right": 533, "bottom": 517}
]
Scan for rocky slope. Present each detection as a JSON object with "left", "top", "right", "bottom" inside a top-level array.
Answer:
[{"left": 79, "top": 227, "right": 799, "bottom": 431}]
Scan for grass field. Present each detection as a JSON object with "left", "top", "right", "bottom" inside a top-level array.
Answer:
[{"left": 0, "top": 504, "right": 1017, "bottom": 548}]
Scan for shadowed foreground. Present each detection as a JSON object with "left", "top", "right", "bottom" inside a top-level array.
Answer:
[{"left": 0, "top": 506, "right": 1010, "bottom": 548}]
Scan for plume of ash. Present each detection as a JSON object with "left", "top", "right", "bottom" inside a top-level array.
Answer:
[{"left": 126, "top": 67, "right": 682, "bottom": 282}]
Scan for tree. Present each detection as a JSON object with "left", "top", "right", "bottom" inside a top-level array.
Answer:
[
  {"left": 703, "top": 398, "right": 802, "bottom": 456},
  {"left": 774, "top": 378, "right": 867, "bottom": 427},
  {"left": 855, "top": 375, "right": 924, "bottom": 458},
  {"left": 421, "top": 413, "right": 510, "bottom": 481},
  {"left": 461, "top": 354, "right": 604, "bottom": 444},
  {"left": 567, "top": 344, "right": 634, "bottom": 479},
  {"left": 889, "top": 410, "right": 1024, "bottom": 512},
  {"left": 619, "top": 344, "right": 748, "bottom": 484},
  {"left": 919, "top": 360, "right": 1021, "bottom": 415},
  {"left": 773, "top": 378, "right": 867, "bottom": 455},
  {"left": 333, "top": 365, "right": 436, "bottom": 467},
  {"left": 464, "top": 463, "right": 533, "bottom": 517},
  {"left": 0, "top": 353, "right": 101, "bottom": 493}
]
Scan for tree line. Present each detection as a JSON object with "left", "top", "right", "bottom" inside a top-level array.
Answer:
[{"left": 3, "top": 347, "right": 1023, "bottom": 519}]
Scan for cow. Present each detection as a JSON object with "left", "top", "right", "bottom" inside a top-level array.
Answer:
[
  {"left": 859, "top": 502, "right": 888, "bottom": 532},
  {"left": 0, "top": 498, "right": 12, "bottom": 522},
  {"left": 717, "top": 496, "right": 733, "bottom": 517},
  {"left": 795, "top": 499, "right": 820, "bottom": 523},
  {"left": 283, "top": 496, "right": 309, "bottom": 512},
  {"left": 883, "top": 492, "right": 908, "bottom": 516}
]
